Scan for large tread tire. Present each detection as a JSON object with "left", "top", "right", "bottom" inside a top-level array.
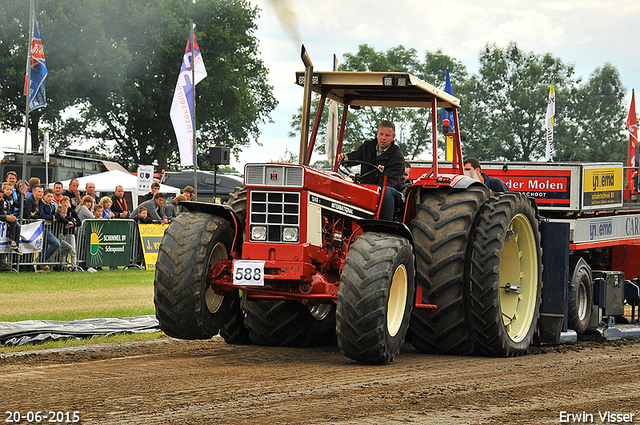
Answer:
[
  {"left": 409, "top": 187, "right": 490, "bottom": 355},
  {"left": 336, "top": 233, "right": 415, "bottom": 364},
  {"left": 469, "top": 192, "right": 543, "bottom": 356},
  {"left": 154, "top": 213, "right": 234, "bottom": 339},
  {"left": 242, "top": 300, "right": 336, "bottom": 347},
  {"left": 225, "top": 186, "right": 247, "bottom": 230},
  {"left": 220, "top": 290, "right": 250, "bottom": 345},
  {"left": 567, "top": 257, "right": 593, "bottom": 335}
]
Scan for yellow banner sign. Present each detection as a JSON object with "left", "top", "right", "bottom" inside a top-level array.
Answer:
[
  {"left": 138, "top": 223, "right": 169, "bottom": 270},
  {"left": 583, "top": 166, "right": 623, "bottom": 206}
]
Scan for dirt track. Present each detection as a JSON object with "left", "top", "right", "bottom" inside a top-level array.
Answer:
[{"left": 1, "top": 335, "right": 639, "bottom": 425}]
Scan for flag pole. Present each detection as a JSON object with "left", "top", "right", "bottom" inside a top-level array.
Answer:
[
  {"left": 20, "top": 0, "right": 36, "bottom": 225},
  {"left": 190, "top": 19, "right": 197, "bottom": 200}
]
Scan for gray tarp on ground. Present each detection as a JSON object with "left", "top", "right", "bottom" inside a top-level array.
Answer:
[{"left": 0, "top": 316, "right": 160, "bottom": 347}]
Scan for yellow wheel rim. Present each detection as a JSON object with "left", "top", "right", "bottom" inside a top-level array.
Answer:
[
  {"left": 499, "top": 213, "right": 538, "bottom": 343},
  {"left": 387, "top": 264, "right": 408, "bottom": 337},
  {"left": 205, "top": 242, "right": 227, "bottom": 314}
]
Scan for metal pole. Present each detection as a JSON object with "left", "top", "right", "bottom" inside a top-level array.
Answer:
[
  {"left": 20, "top": 0, "right": 35, "bottom": 225},
  {"left": 190, "top": 20, "right": 197, "bottom": 200}
]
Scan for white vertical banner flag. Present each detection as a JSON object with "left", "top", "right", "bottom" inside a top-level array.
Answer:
[
  {"left": 545, "top": 81, "right": 556, "bottom": 162},
  {"left": 43, "top": 131, "right": 49, "bottom": 162},
  {"left": 170, "top": 30, "right": 207, "bottom": 167},
  {"left": 137, "top": 165, "right": 154, "bottom": 195}
]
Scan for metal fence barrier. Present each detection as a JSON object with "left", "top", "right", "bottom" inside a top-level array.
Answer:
[{"left": 1, "top": 219, "right": 144, "bottom": 273}]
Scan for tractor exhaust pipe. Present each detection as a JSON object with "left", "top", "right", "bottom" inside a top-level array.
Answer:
[{"left": 299, "top": 45, "right": 313, "bottom": 165}]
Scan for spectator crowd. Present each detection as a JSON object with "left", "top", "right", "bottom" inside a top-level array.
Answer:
[{"left": 1, "top": 170, "right": 195, "bottom": 271}]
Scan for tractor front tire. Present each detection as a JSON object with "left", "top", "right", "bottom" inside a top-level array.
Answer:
[
  {"left": 469, "top": 192, "right": 543, "bottom": 356},
  {"left": 336, "top": 232, "right": 415, "bottom": 364},
  {"left": 220, "top": 290, "right": 250, "bottom": 344},
  {"left": 154, "top": 213, "right": 235, "bottom": 339},
  {"left": 567, "top": 257, "right": 593, "bottom": 335}
]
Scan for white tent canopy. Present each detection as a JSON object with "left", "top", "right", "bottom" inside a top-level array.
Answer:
[{"left": 53, "top": 170, "right": 181, "bottom": 209}]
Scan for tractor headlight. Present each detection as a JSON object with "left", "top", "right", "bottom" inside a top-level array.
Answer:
[
  {"left": 282, "top": 227, "right": 299, "bottom": 243},
  {"left": 251, "top": 225, "right": 267, "bottom": 241}
]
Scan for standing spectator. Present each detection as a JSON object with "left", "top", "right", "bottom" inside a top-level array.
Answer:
[
  {"left": 62, "top": 178, "right": 82, "bottom": 210},
  {"left": 463, "top": 158, "right": 509, "bottom": 192},
  {"left": 52, "top": 182, "right": 64, "bottom": 206},
  {"left": 133, "top": 206, "right": 153, "bottom": 224},
  {"left": 164, "top": 194, "right": 186, "bottom": 221},
  {"left": 99, "top": 196, "right": 115, "bottom": 219},
  {"left": 24, "top": 186, "right": 61, "bottom": 269},
  {"left": 1, "top": 182, "right": 21, "bottom": 253},
  {"left": 26, "top": 177, "right": 41, "bottom": 197},
  {"left": 84, "top": 182, "right": 98, "bottom": 206},
  {"left": 58, "top": 196, "right": 79, "bottom": 268},
  {"left": 54, "top": 205, "right": 77, "bottom": 270},
  {"left": 131, "top": 193, "right": 168, "bottom": 224},
  {"left": 142, "top": 181, "right": 161, "bottom": 202},
  {"left": 111, "top": 185, "right": 130, "bottom": 219},
  {"left": 5, "top": 171, "right": 20, "bottom": 203},
  {"left": 92, "top": 205, "right": 104, "bottom": 219},
  {"left": 76, "top": 195, "right": 95, "bottom": 222},
  {"left": 183, "top": 185, "right": 195, "bottom": 201}
]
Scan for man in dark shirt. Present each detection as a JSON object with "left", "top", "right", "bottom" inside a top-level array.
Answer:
[
  {"left": 463, "top": 158, "right": 508, "bottom": 192},
  {"left": 336, "top": 120, "right": 405, "bottom": 221}
]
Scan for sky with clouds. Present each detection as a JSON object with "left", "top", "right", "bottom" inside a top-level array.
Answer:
[
  {"left": 2, "top": 0, "right": 639, "bottom": 170},
  {"left": 239, "top": 0, "right": 640, "bottom": 168}
]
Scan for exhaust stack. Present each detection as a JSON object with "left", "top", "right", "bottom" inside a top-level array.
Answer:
[{"left": 299, "top": 45, "right": 313, "bottom": 165}]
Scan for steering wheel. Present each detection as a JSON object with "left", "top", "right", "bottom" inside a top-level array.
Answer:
[{"left": 338, "top": 160, "right": 383, "bottom": 184}]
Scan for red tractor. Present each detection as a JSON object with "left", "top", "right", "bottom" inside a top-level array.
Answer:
[{"left": 154, "top": 47, "right": 542, "bottom": 364}]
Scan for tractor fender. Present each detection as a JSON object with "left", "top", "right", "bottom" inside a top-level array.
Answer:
[
  {"left": 356, "top": 219, "right": 413, "bottom": 246},
  {"left": 180, "top": 201, "right": 244, "bottom": 254}
]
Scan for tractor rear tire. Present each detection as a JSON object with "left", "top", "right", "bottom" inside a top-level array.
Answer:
[
  {"left": 220, "top": 290, "right": 250, "bottom": 345},
  {"left": 567, "top": 257, "right": 593, "bottom": 335},
  {"left": 336, "top": 233, "right": 415, "bottom": 364},
  {"left": 409, "top": 187, "right": 490, "bottom": 355},
  {"left": 469, "top": 192, "right": 542, "bottom": 356},
  {"left": 154, "top": 213, "right": 235, "bottom": 340},
  {"left": 226, "top": 186, "right": 247, "bottom": 230},
  {"left": 242, "top": 300, "right": 336, "bottom": 347}
]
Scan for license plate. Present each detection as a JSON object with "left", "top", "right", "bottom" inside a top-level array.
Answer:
[{"left": 233, "top": 260, "right": 265, "bottom": 286}]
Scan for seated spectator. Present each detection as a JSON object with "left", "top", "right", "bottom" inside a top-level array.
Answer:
[
  {"left": 165, "top": 194, "right": 186, "bottom": 221},
  {"left": 76, "top": 195, "right": 95, "bottom": 222},
  {"left": 133, "top": 206, "right": 154, "bottom": 224},
  {"left": 99, "top": 196, "right": 115, "bottom": 219},
  {"left": 111, "top": 185, "right": 130, "bottom": 219},
  {"left": 93, "top": 205, "right": 104, "bottom": 219},
  {"left": 54, "top": 205, "right": 78, "bottom": 269},
  {"left": 142, "top": 181, "right": 161, "bottom": 202}
]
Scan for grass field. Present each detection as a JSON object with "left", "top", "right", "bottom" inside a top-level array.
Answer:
[
  {"left": 0, "top": 269, "right": 162, "bottom": 353},
  {"left": 0, "top": 269, "right": 156, "bottom": 322}
]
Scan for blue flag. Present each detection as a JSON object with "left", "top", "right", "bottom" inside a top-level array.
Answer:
[
  {"left": 441, "top": 67, "right": 454, "bottom": 132},
  {"left": 24, "top": 13, "right": 47, "bottom": 112}
]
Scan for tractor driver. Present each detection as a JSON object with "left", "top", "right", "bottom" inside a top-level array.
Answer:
[{"left": 336, "top": 120, "right": 405, "bottom": 221}]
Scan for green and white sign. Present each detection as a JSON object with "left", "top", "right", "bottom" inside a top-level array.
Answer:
[{"left": 85, "top": 220, "right": 130, "bottom": 267}]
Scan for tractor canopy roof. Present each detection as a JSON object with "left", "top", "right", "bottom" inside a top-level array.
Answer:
[{"left": 294, "top": 71, "right": 460, "bottom": 109}]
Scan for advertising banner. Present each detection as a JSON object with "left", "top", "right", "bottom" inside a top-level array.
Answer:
[
  {"left": 1, "top": 220, "right": 44, "bottom": 254},
  {"left": 138, "top": 223, "right": 169, "bottom": 270},
  {"left": 84, "top": 220, "right": 130, "bottom": 268}
]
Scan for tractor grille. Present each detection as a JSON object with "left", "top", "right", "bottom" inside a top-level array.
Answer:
[
  {"left": 250, "top": 191, "right": 300, "bottom": 243},
  {"left": 244, "top": 164, "right": 304, "bottom": 187}
]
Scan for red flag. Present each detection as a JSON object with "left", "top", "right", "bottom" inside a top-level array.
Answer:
[{"left": 627, "top": 90, "right": 638, "bottom": 191}]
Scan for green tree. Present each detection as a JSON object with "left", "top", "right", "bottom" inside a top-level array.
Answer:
[
  {"left": 461, "top": 42, "right": 577, "bottom": 161},
  {"left": 0, "top": 0, "right": 277, "bottom": 170}
]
